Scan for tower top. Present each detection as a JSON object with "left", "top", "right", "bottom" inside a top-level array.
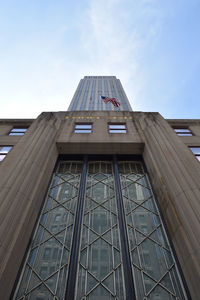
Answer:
[{"left": 68, "top": 76, "right": 132, "bottom": 111}]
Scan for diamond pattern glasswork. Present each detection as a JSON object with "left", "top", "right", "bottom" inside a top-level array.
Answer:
[
  {"left": 14, "top": 161, "right": 83, "bottom": 300},
  {"left": 14, "top": 159, "right": 188, "bottom": 300},
  {"left": 118, "top": 161, "right": 187, "bottom": 300},
  {"left": 76, "top": 161, "right": 126, "bottom": 299}
]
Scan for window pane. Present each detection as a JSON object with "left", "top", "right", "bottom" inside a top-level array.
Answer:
[
  {"left": 174, "top": 129, "right": 191, "bottom": 133},
  {"left": 0, "top": 146, "right": 12, "bottom": 153},
  {"left": 75, "top": 124, "right": 92, "bottom": 129},
  {"left": 0, "top": 154, "right": 6, "bottom": 161},
  {"left": 196, "top": 156, "right": 200, "bottom": 161},
  {"left": 76, "top": 161, "right": 126, "bottom": 299},
  {"left": 189, "top": 147, "right": 200, "bottom": 155},
  {"left": 9, "top": 132, "right": 25, "bottom": 136},
  {"left": 177, "top": 133, "right": 192, "bottom": 136},
  {"left": 15, "top": 161, "right": 83, "bottom": 299},
  {"left": 109, "top": 124, "right": 126, "bottom": 129},
  {"left": 109, "top": 129, "right": 126, "bottom": 133},
  {"left": 118, "top": 161, "right": 187, "bottom": 300},
  {"left": 74, "top": 129, "right": 91, "bottom": 133},
  {"left": 11, "top": 128, "right": 27, "bottom": 132}
]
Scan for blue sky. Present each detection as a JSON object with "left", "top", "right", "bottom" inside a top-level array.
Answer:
[{"left": 0, "top": 0, "right": 200, "bottom": 119}]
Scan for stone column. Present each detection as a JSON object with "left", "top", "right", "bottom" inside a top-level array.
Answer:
[
  {"left": 134, "top": 112, "right": 200, "bottom": 299},
  {"left": 0, "top": 112, "right": 62, "bottom": 299}
]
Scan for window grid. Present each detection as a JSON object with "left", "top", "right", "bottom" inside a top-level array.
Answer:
[
  {"left": 118, "top": 161, "right": 188, "bottom": 299},
  {"left": 14, "top": 159, "right": 188, "bottom": 300},
  {"left": 14, "top": 161, "right": 83, "bottom": 299}
]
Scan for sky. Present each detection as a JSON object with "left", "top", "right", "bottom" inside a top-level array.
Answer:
[{"left": 0, "top": 0, "right": 200, "bottom": 119}]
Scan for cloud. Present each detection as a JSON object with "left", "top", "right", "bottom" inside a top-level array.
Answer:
[{"left": 78, "top": 0, "right": 165, "bottom": 106}]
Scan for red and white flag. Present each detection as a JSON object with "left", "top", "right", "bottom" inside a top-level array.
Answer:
[{"left": 101, "top": 96, "right": 120, "bottom": 108}]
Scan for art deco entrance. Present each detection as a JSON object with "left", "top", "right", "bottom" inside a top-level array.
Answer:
[{"left": 14, "top": 157, "right": 188, "bottom": 300}]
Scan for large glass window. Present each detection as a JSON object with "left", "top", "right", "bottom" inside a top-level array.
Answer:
[
  {"left": 14, "top": 161, "right": 83, "bottom": 299},
  {"left": 14, "top": 158, "right": 188, "bottom": 300}
]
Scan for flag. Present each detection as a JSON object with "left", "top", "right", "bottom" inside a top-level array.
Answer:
[{"left": 101, "top": 96, "right": 120, "bottom": 108}]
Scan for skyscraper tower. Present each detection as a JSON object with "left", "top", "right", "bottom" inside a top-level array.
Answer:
[{"left": 68, "top": 76, "right": 132, "bottom": 111}]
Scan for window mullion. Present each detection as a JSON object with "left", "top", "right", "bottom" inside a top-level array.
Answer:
[
  {"left": 113, "top": 156, "right": 136, "bottom": 300},
  {"left": 64, "top": 156, "right": 88, "bottom": 300}
]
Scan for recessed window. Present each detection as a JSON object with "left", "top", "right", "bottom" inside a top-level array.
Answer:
[
  {"left": 74, "top": 123, "right": 92, "bottom": 133},
  {"left": 109, "top": 124, "right": 126, "bottom": 133},
  {"left": 174, "top": 128, "right": 193, "bottom": 136},
  {"left": 0, "top": 146, "right": 12, "bottom": 162},
  {"left": 9, "top": 127, "right": 28, "bottom": 136},
  {"left": 189, "top": 147, "right": 200, "bottom": 161}
]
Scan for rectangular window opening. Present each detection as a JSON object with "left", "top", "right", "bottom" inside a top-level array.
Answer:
[
  {"left": 173, "top": 128, "right": 193, "bottom": 136},
  {"left": 74, "top": 123, "right": 92, "bottom": 133},
  {"left": 9, "top": 127, "right": 28, "bottom": 136},
  {"left": 109, "top": 123, "right": 126, "bottom": 133}
]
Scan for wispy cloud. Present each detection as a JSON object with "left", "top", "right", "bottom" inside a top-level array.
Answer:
[
  {"left": 78, "top": 0, "right": 165, "bottom": 107},
  {"left": 0, "top": 0, "right": 199, "bottom": 118}
]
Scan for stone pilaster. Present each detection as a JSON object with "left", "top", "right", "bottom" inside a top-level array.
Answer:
[{"left": 134, "top": 112, "right": 200, "bottom": 299}]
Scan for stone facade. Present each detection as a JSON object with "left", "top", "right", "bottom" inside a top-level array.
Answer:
[{"left": 0, "top": 111, "right": 200, "bottom": 299}]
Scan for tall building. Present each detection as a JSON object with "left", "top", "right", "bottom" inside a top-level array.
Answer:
[
  {"left": 68, "top": 76, "right": 132, "bottom": 111},
  {"left": 0, "top": 76, "right": 199, "bottom": 300}
]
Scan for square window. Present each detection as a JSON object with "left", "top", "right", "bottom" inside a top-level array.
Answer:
[
  {"left": 173, "top": 128, "right": 193, "bottom": 136},
  {"left": 74, "top": 123, "right": 92, "bottom": 133},
  {"left": 109, "top": 124, "right": 126, "bottom": 133},
  {"left": 0, "top": 146, "right": 12, "bottom": 162},
  {"left": 189, "top": 147, "right": 200, "bottom": 161},
  {"left": 9, "top": 127, "right": 28, "bottom": 136}
]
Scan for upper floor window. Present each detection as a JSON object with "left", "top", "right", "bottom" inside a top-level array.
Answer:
[
  {"left": 9, "top": 127, "right": 28, "bottom": 136},
  {"left": 0, "top": 146, "right": 12, "bottom": 162},
  {"left": 189, "top": 147, "right": 200, "bottom": 161},
  {"left": 109, "top": 124, "right": 126, "bottom": 133},
  {"left": 174, "top": 128, "right": 193, "bottom": 136},
  {"left": 74, "top": 123, "right": 92, "bottom": 133}
]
